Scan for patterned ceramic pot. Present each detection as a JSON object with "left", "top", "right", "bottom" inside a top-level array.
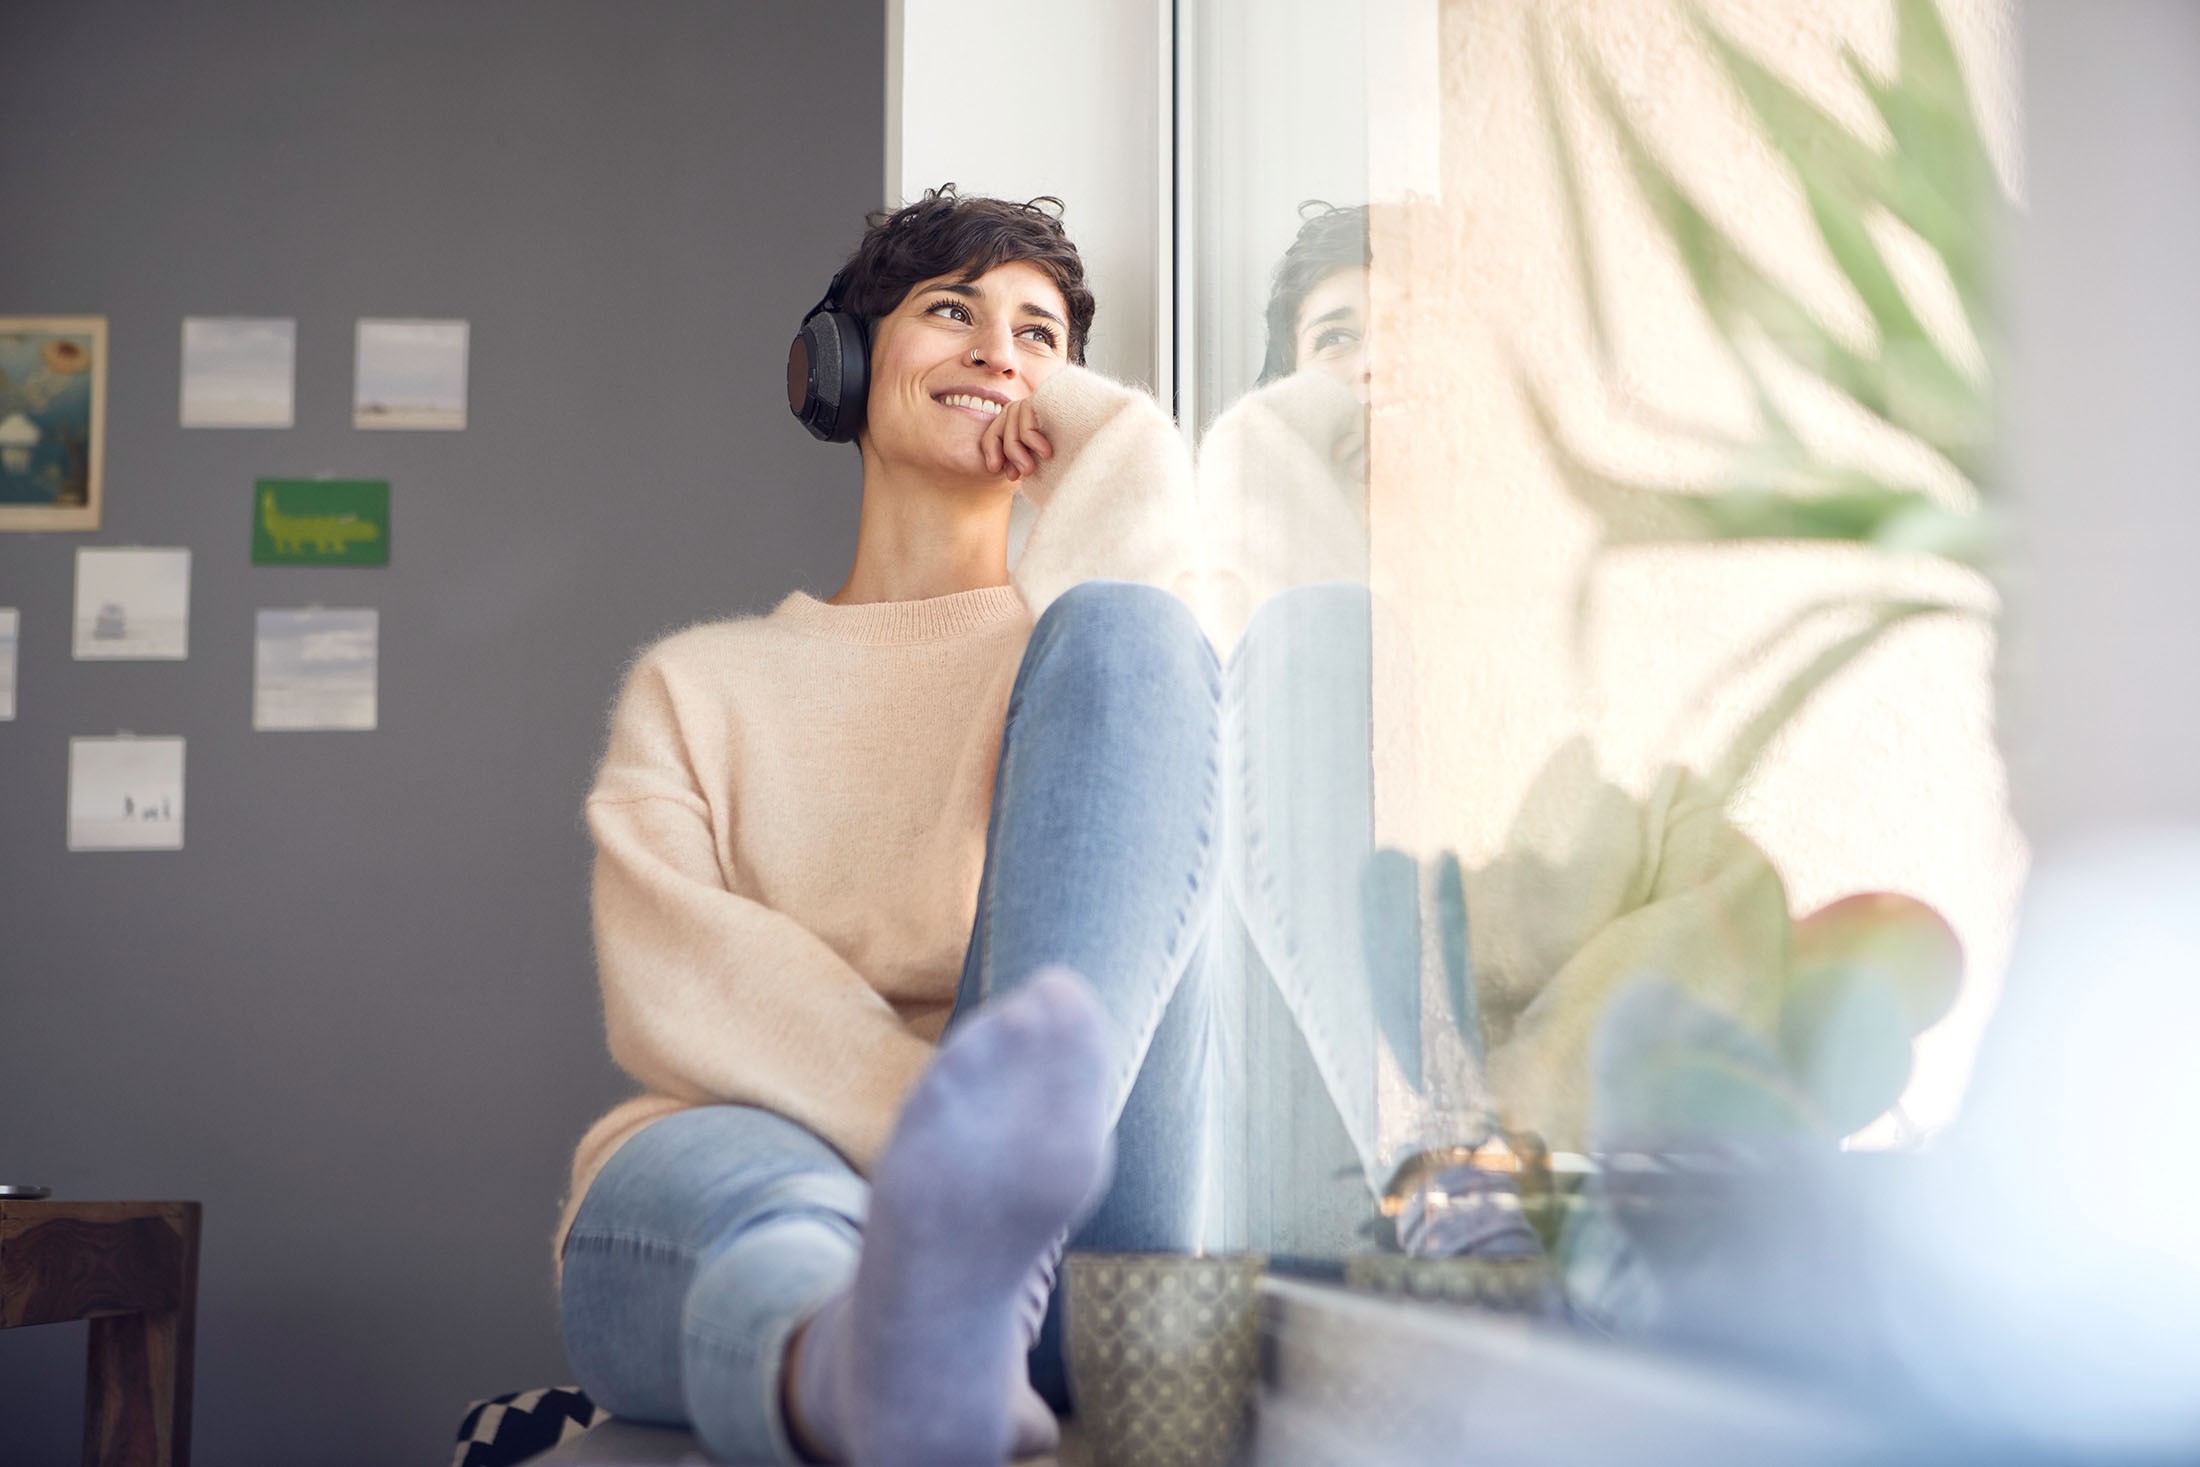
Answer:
[{"left": 1062, "top": 1251, "right": 1268, "bottom": 1467}]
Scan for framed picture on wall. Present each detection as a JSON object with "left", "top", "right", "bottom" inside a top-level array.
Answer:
[{"left": 0, "top": 316, "right": 106, "bottom": 532}]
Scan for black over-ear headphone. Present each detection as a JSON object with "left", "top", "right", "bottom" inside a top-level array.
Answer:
[{"left": 787, "top": 270, "right": 869, "bottom": 443}]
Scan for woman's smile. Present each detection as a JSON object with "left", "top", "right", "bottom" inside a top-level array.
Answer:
[{"left": 936, "top": 391, "right": 1007, "bottom": 422}]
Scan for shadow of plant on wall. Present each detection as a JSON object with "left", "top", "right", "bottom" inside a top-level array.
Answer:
[{"left": 1525, "top": 0, "right": 2008, "bottom": 798}]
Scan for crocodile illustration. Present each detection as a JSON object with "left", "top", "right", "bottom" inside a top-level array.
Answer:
[{"left": 261, "top": 488, "right": 381, "bottom": 555}]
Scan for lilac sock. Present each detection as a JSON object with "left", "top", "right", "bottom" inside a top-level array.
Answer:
[{"left": 790, "top": 967, "right": 1115, "bottom": 1465}]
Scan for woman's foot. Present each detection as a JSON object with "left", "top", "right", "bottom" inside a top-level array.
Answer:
[{"left": 788, "top": 966, "right": 1115, "bottom": 1465}]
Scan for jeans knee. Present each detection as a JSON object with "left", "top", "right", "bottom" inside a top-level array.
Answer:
[
  {"left": 1239, "top": 580, "right": 1371, "bottom": 649},
  {"left": 1029, "top": 580, "right": 1218, "bottom": 707}
]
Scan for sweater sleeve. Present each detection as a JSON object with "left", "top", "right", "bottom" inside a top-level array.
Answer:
[
  {"left": 1008, "top": 364, "right": 1202, "bottom": 618},
  {"left": 585, "top": 644, "right": 935, "bottom": 1174}
]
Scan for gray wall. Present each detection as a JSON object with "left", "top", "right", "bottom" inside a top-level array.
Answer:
[
  {"left": 0, "top": 4, "right": 881, "bottom": 1461},
  {"left": 2005, "top": 0, "right": 2200, "bottom": 854}
]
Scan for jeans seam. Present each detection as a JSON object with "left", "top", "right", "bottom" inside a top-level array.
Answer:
[
  {"left": 983, "top": 591, "right": 1224, "bottom": 1111},
  {"left": 564, "top": 1227, "right": 699, "bottom": 1266},
  {"left": 1224, "top": 643, "right": 1383, "bottom": 1174},
  {"left": 1108, "top": 710, "right": 1223, "bottom": 1104}
]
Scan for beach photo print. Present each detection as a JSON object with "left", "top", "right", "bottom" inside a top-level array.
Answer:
[
  {"left": 68, "top": 735, "right": 186, "bottom": 852},
  {"left": 74, "top": 547, "right": 191, "bottom": 660},
  {"left": 180, "top": 316, "right": 296, "bottom": 428},
  {"left": 354, "top": 318, "right": 467, "bottom": 430},
  {"left": 255, "top": 607, "right": 378, "bottom": 731},
  {"left": 0, "top": 316, "right": 106, "bottom": 531}
]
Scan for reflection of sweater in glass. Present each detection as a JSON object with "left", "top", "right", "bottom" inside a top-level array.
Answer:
[
  {"left": 1194, "top": 367, "right": 1369, "bottom": 652},
  {"left": 556, "top": 366, "right": 1200, "bottom": 1267}
]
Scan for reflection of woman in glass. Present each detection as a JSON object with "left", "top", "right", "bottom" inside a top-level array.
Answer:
[
  {"left": 1200, "top": 202, "right": 1491, "bottom": 1251},
  {"left": 1204, "top": 204, "right": 1578, "bottom": 1262},
  {"left": 1259, "top": 200, "right": 1372, "bottom": 400},
  {"left": 555, "top": 187, "right": 1214, "bottom": 1464},
  {"left": 1201, "top": 202, "right": 1375, "bottom": 651}
]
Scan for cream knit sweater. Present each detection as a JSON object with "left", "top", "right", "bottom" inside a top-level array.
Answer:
[{"left": 556, "top": 366, "right": 1199, "bottom": 1262}]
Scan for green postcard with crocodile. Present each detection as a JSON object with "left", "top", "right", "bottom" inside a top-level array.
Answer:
[{"left": 252, "top": 479, "right": 389, "bottom": 566}]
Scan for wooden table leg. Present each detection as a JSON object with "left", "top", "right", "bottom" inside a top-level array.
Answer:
[
  {"left": 0, "top": 1200, "right": 201, "bottom": 1467},
  {"left": 85, "top": 1203, "right": 199, "bottom": 1467}
]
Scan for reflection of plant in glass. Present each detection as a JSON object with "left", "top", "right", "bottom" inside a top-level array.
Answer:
[
  {"left": 1526, "top": 0, "right": 2008, "bottom": 796},
  {"left": 1360, "top": 770, "right": 1966, "bottom": 1262}
]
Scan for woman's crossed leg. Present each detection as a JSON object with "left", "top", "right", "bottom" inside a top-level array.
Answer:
[{"left": 561, "top": 581, "right": 1223, "bottom": 1465}]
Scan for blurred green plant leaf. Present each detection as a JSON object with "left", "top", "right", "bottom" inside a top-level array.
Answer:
[
  {"left": 1523, "top": 377, "right": 1994, "bottom": 566},
  {"left": 1593, "top": 980, "right": 1820, "bottom": 1149},
  {"left": 1663, "top": 590, "right": 1979, "bottom": 765},
  {"left": 1532, "top": 11, "right": 1619, "bottom": 377},
  {"left": 1693, "top": 10, "right": 1992, "bottom": 478},
  {"left": 1779, "top": 966, "right": 1916, "bottom": 1134},
  {"left": 1578, "top": 47, "right": 1988, "bottom": 479},
  {"left": 1707, "top": 598, "right": 1957, "bottom": 798},
  {"left": 1530, "top": 0, "right": 2005, "bottom": 789},
  {"left": 1860, "top": 0, "right": 2001, "bottom": 323}
]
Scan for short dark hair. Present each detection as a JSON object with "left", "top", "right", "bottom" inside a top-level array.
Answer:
[
  {"left": 1258, "top": 202, "right": 1369, "bottom": 384},
  {"left": 834, "top": 184, "right": 1095, "bottom": 366}
]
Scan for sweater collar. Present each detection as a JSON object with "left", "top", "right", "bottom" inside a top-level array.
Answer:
[{"left": 772, "top": 585, "right": 1028, "bottom": 645}]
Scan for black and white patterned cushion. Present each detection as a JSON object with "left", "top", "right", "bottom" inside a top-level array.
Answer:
[{"left": 451, "top": 1386, "right": 610, "bottom": 1467}]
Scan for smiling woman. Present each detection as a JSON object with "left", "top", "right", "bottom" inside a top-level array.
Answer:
[
  {"left": 556, "top": 184, "right": 1213, "bottom": 1464},
  {"left": 818, "top": 192, "right": 1196, "bottom": 609},
  {"left": 861, "top": 261, "right": 1073, "bottom": 489}
]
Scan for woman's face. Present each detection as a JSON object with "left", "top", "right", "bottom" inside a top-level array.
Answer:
[
  {"left": 861, "top": 259, "right": 1074, "bottom": 483},
  {"left": 1293, "top": 266, "right": 1370, "bottom": 403}
]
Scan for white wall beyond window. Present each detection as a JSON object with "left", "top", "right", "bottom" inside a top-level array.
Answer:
[{"left": 885, "top": 0, "right": 1169, "bottom": 393}]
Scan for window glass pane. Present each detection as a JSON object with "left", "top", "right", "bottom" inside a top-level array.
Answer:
[{"left": 1182, "top": 0, "right": 2025, "bottom": 1291}]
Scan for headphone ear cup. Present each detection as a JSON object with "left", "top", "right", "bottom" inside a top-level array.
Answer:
[{"left": 788, "top": 309, "right": 869, "bottom": 443}]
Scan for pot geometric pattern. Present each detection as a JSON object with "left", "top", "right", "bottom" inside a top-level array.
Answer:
[{"left": 1064, "top": 1252, "right": 1268, "bottom": 1467}]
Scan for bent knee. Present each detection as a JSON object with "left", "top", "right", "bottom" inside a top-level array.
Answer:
[
  {"left": 1031, "top": 580, "right": 1215, "bottom": 688},
  {"left": 1238, "top": 580, "right": 1371, "bottom": 647}
]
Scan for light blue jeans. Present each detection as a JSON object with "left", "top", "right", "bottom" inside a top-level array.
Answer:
[{"left": 559, "top": 581, "right": 1384, "bottom": 1461}]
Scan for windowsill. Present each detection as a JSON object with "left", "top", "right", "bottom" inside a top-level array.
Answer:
[{"left": 1251, "top": 1277, "right": 1893, "bottom": 1466}]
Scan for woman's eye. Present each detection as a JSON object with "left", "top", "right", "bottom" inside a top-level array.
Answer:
[
  {"left": 1313, "top": 327, "right": 1359, "bottom": 354},
  {"left": 925, "top": 298, "right": 1058, "bottom": 348}
]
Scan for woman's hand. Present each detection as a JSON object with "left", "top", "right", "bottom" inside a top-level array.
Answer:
[{"left": 981, "top": 396, "right": 1055, "bottom": 482}]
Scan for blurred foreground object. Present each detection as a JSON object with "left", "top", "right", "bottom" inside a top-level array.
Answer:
[{"left": 1884, "top": 828, "right": 2200, "bottom": 1455}]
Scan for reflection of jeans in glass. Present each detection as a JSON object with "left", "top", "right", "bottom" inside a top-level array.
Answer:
[
  {"left": 1221, "top": 584, "right": 1381, "bottom": 1198},
  {"left": 558, "top": 581, "right": 1223, "bottom": 1463},
  {"left": 1220, "top": 583, "right": 1510, "bottom": 1241}
]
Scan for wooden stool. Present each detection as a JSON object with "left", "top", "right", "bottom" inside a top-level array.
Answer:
[{"left": 0, "top": 1199, "right": 201, "bottom": 1467}]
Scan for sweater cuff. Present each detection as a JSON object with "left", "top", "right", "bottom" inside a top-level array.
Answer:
[{"left": 1016, "top": 364, "right": 1156, "bottom": 508}]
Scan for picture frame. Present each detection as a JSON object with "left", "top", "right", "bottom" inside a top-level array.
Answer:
[{"left": 0, "top": 316, "right": 106, "bottom": 532}]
